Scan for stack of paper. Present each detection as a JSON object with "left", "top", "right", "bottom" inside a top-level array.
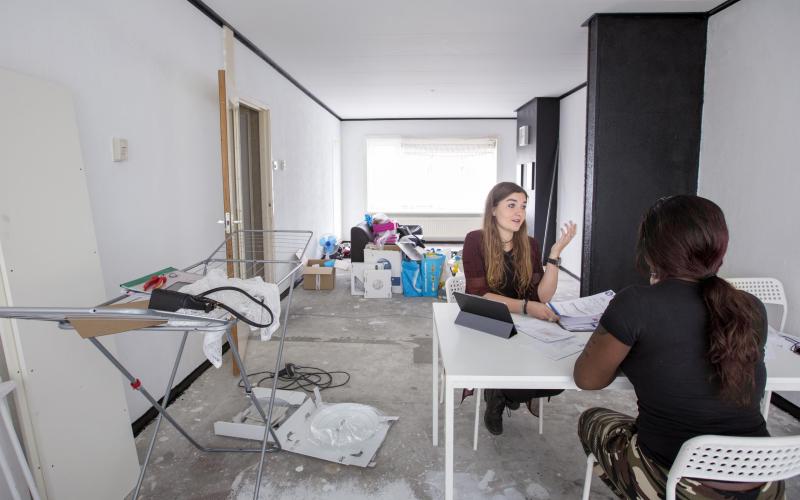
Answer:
[{"left": 548, "top": 290, "right": 615, "bottom": 332}]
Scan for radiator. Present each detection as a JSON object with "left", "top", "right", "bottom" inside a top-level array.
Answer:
[{"left": 390, "top": 215, "right": 482, "bottom": 241}]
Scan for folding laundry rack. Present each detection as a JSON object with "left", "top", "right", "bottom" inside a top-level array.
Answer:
[{"left": 0, "top": 229, "right": 313, "bottom": 500}]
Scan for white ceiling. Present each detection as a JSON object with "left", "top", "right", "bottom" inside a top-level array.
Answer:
[{"left": 203, "top": 0, "right": 723, "bottom": 119}]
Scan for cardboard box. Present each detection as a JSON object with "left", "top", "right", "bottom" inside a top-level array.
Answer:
[
  {"left": 363, "top": 269, "right": 392, "bottom": 299},
  {"left": 364, "top": 245, "right": 402, "bottom": 294},
  {"left": 351, "top": 262, "right": 382, "bottom": 295},
  {"left": 303, "top": 259, "right": 336, "bottom": 290}
]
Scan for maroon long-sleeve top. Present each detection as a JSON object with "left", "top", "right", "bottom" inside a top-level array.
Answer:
[{"left": 462, "top": 229, "right": 544, "bottom": 301}]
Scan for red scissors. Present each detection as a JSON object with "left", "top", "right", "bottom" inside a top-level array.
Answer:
[{"left": 143, "top": 274, "right": 168, "bottom": 291}]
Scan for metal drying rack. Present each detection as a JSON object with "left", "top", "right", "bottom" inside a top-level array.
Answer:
[{"left": 0, "top": 229, "right": 313, "bottom": 500}]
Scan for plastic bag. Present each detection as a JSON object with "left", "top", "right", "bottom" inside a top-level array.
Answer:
[
  {"left": 402, "top": 252, "right": 445, "bottom": 297},
  {"left": 421, "top": 253, "right": 445, "bottom": 297},
  {"left": 402, "top": 256, "right": 423, "bottom": 297}
]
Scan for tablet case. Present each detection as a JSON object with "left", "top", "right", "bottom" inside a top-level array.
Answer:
[{"left": 453, "top": 292, "right": 517, "bottom": 339}]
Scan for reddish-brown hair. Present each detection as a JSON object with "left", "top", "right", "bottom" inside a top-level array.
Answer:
[{"left": 636, "top": 195, "right": 762, "bottom": 407}]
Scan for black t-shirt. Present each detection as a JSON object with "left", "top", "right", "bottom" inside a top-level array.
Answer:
[
  {"left": 498, "top": 251, "right": 520, "bottom": 298},
  {"left": 600, "top": 279, "right": 769, "bottom": 467}
]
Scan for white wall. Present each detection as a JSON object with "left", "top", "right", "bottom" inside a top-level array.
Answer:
[
  {"left": 698, "top": 0, "right": 800, "bottom": 335},
  {"left": 340, "top": 119, "right": 517, "bottom": 238},
  {"left": 0, "top": 0, "right": 339, "bottom": 421},
  {"left": 556, "top": 88, "right": 587, "bottom": 277}
]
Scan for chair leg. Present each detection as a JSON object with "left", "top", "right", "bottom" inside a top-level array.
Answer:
[
  {"left": 473, "top": 388, "right": 481, "bottom": 450},
  {"left": 439, "top": 366, "right": 445, "bottom": 405},
  {"left": 665, "top": 476, "right": 680, "bottom": 500},
  {"left": 762, "top": 390, "right": 772, "bottom": 421},
  {"left": 582, "top": 453, "right": 595, "bottom": 500},
  {"left": 538, "top": 397, "right": 544, "bottom": 434}
]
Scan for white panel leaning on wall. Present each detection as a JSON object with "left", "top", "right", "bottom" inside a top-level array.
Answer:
[{"left": 0, "top": 68, "right": 139, "bottom": 500}]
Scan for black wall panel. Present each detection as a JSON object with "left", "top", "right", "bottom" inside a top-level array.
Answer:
[
  {"left": 517, "top": 98, "right": 559, "bottom": 260},
  {"left": 582, "top": 14, "right": 707, "bottom": 296}
]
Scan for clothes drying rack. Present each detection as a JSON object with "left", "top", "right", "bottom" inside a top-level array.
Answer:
[{"left": 0, "top": 229, "right": 313, "bottom": 500}]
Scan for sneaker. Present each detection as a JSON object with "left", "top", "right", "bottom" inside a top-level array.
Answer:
[{"left": 483, "top": 389, "right": 505, "bottom": 435}]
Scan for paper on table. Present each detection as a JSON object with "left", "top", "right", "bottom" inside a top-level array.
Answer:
[
  {"left": 548, "top": 290, "right": 615, "bottom": 317},
  {"left": 765, "top": 326, "right": 799, "bottom": 361},
  {"left": 514, "top": 315, "right": 574, "bottom": 343},
  {"left": 558, "top": 315, "right": 601, "bottom": 332}
]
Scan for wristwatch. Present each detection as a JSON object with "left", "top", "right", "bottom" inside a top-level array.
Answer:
[{"left": 546, "top": 257, "right": 561, "bottom": 267}]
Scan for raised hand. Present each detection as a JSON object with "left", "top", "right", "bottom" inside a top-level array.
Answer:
[{"left": 551, "top": 221, "right": 577, "bottom": 256}]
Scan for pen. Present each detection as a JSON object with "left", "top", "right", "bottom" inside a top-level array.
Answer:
[{"left": 547, "top": 302, "right": 560, "bottom": 315}]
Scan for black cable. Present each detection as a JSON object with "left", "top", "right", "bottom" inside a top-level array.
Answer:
[
  {"left": 238, "top": 364, "right": 350, "bottom": 393},
  {"left": 196, "top": 286, "right": 274, "bottom": 328}
]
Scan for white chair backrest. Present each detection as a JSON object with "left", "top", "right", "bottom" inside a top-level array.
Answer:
[
  {"left": 445, "top": 275, "right": 466, "bottom": 303},
  {"left": 666, "top": 434, "right": 800, "bottom": 500},
  {"left": 726, "top": 277, "right": 787, "bottom": 331}
]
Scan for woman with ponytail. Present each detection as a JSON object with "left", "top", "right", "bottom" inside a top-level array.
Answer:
[
  {"left": 573, "top": 195, "right": 783, "bottom": 499},
  {"left": 462, "top": 181, "right": 576, "bottom": 435}
]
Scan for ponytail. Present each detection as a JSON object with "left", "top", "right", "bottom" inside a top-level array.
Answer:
[{"left": 702, "top": 276, "right": 763, "bottom": 407}]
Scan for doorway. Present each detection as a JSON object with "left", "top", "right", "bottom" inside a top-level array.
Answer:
[{"left": 230, "top": 101, "right": 275, "bottom": 282}]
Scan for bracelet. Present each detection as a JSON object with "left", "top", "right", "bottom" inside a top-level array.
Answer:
[{"left": 522, "top": 298, "right": 529, "bottom": 315}]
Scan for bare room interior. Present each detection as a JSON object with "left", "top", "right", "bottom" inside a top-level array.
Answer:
[{"left": 1, "top": 0, "right": 799, "bottom": 499}]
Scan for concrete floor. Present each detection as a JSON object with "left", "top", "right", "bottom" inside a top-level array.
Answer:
[{"left": 131, "top": 272, "right": 800, "bottom": 499}]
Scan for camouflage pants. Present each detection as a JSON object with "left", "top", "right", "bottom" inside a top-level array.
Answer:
[{"left": 578, "top": 408, "right": 785, "bottom": 500}]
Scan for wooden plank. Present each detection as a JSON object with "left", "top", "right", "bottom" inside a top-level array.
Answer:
[{"left": 218, "top": 69, "right": 242, "bottom": 377}]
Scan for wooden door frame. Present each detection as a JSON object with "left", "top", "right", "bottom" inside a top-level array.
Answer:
[{"left": 218, "top": 72, "right": 275, "bottom": 375}]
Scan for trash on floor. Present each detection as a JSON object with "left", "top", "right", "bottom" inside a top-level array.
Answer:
[{"left": 214, "top": 387, "right": 398, "bottom": 467}]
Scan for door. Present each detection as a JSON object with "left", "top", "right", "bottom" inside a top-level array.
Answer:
[
  {"left": 217, "top": 71, "right": 275, "bottom": 374},
  {"left": 235, "top": 103, "right": 275, "bottom": 282}
]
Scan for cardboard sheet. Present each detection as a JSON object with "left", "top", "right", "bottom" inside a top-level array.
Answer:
[{"left": 68, "top": 301, "right": 166, "bottom": 338}]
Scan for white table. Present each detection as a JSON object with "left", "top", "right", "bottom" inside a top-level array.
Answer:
[{"left": 431, "top": 303, "right": 800, "bottom": 500}]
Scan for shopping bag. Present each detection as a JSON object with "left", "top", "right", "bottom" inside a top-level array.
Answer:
[
  {"left": 402, "top": 257, "right": 423, "bottom": 297},
  {"left": 420, "top": 253, "right": 446, "bottom": 297}
]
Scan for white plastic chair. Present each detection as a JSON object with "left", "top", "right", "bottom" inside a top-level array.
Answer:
[
  {"left": 725, "top": 277, "right": 788, "bottom": 420},
  {"left": 444, "top": 275, "right": 465, "bottom": 303},
  {"left": 441, "top": 275, "right": 545, "bottom": 451},
  {"left": 582, "top": 434, "right": 800, "bottom": 500},
  {"left": 726, "top": 277, "right": 787, "bottom": 331}
]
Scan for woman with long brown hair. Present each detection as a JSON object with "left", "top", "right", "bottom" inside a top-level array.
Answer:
[
  {"left": 573, "top": 195, "right": 783, "bottom": 499},
  {"left": 462, "top": 181, "right": 576, "bottom": 435}
]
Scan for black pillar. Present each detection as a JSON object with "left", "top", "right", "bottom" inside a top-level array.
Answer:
[
  {"left": 581, "top": 14, "right": 707, "bottom": 296},
  {"left": 516, "top": 97, "right": 559, "bottom": 261}
]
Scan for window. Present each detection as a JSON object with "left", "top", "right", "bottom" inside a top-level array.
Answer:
[{"left": 366, "top": 137, "right": 497, "bottom": 214}]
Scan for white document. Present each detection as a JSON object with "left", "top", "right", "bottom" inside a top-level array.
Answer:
[
  {"left": 513, "top": 315, "right": 574, "bottom": 343},
  {"left": 765, "top": 327, "right": 799, "bottom": 361},
  {"left": 548, "top": 290, "right": 615, "bottom": 317}
]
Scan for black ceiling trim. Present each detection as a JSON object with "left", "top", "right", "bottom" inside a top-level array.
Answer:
[
  {"left": 582, "top": 12, "right": 707, "bottom": 27},
  {"left": 559, "top": 82, "right": 588, "bottom": 100},
  {"left": 341, "top": 117, "right": 516, "bottom": 122},
  {"left": 185, "top": 0, "right": 342, "bottom": 120},
  {"left": 514, "top": 81, "right": 588, "bottom": 112},
  {"left": 707, "top": 0, "right": 743, "bottom": 17}
]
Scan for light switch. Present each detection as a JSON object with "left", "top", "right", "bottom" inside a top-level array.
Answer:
[{"left": 112, "top": 137, "right": 128, "bottom": 162}]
